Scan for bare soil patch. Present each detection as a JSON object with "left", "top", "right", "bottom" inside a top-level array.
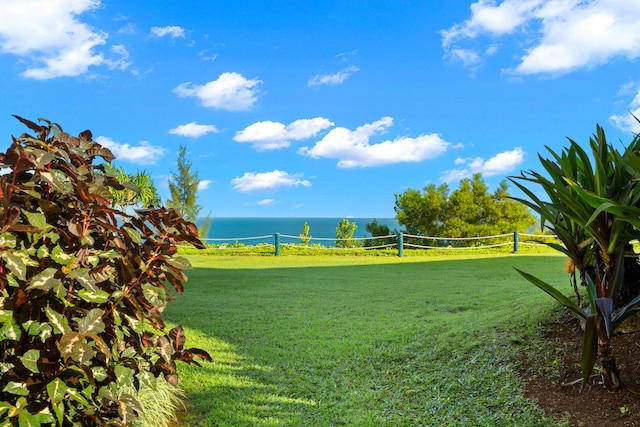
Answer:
[{"left": 519, "top": 315, "right": 640, "bottom": 426}]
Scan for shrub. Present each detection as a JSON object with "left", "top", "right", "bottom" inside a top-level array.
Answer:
[{"left": 0, "top": 116, "right": 209, "bottom": 426}]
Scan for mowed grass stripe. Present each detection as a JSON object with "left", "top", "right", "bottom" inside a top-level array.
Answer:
[{"left": 165, "top": 254, "right": 568, "bottom": 426}]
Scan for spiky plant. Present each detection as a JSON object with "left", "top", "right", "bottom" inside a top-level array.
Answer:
[{"left": 510, "top": 124, "right": 640, "bottom": 390}]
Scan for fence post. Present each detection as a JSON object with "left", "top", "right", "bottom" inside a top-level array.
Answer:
[
  {"left": 397, "top": 232, "right": 404, "bottom": 257},
  {"left": 513, "top": 231, "right": 519, "bottom": 253},
  {"left": 274, "top": 233, "right": 281, "bottom": 256}
]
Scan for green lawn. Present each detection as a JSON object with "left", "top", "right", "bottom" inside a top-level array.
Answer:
[{"left": 164, "top": 254, "right": 569, "bottom": 426}]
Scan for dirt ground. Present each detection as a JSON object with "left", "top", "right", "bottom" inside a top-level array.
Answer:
[{"left": 519, "top": 315, "right": 640, "bottom": 426}]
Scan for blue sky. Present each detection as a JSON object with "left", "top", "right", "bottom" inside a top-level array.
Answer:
[{"left": 1, "top": 0, "right": 640, "bottom": 218}]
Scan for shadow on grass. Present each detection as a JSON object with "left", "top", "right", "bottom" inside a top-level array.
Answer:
[{"left": 177, "top": 334, "right": 317, "bottom": 426}]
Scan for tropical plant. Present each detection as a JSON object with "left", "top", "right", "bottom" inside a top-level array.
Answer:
[
  {"left": 0, "top": 116, "right": 210, "bottom": 425},
  {"left": 510, "top": 124, "right": 640, "bottom": 390},
  {"left": 335, "top": 219, "right": 360, "bottom": 248},
  {"left": 167, "top": 144, "right": 202, "bottom": 223},
  {"left": 106, "top": 165, "right": 161, "bottom": 211}
]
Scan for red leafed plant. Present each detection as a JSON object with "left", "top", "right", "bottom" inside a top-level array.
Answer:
[{"left": 0, "top": 116, "right": 210, "bottom": 426}]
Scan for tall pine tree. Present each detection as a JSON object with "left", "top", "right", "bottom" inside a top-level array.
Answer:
[{"left": 167, "top": 144, "right": 202, "bottom": 222}]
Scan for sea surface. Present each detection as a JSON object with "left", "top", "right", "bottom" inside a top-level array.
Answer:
[{"left": 198, "top": 217, "right": 401, "bottom": 246}]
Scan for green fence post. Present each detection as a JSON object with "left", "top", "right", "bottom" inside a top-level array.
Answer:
[
  {"left": 397, "top": 232, "right": 404, "bottom": 257},
  {"left": 274, "top": 233, "right": 281, "bottom": 256},
  {"left": 513, "top": 231, "right": 519, "bottom": 253}
]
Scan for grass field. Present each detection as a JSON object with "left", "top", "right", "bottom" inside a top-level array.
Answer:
[{"left": 163, "top": 254, "right": 570, "bottom": 426}]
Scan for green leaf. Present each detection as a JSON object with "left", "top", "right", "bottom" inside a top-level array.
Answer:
[
  {"left": 18, "top": 411, "right": 39, "bottom": 427},
  {"left": 613, "top": 293, "right": 640, "bottom": 327},
  {"left": 581, "top": 315, "right": 598, "bottom": 387},
  {"left": 124, "top": 227, "right": 142, "bottom": 244},
  {"left": 36, "top": 245, "right": 49, "bottom": 260},
  {"left": 166, "top": 256, "right": 192, "bottom": 270},
  {"left": 24, "top": 321, "right": 52, "bottom": 342},
  {"left": 3, "top": 381, "right": 29, "bottom": 396},
  {"left": 0, "top": 310, "right": 13, "bottom": 323},
  {"left": 1, "top": 252, "right": 27, "bottom": 281},
  {"left": 77, "top": 289, "right": 109, "bottom": 304},
  {"left": 0, "top": 319, "right": 21, "bottom": 341},
  {"left": 69, "top": 269, "right": 96, "bottom": 291},
  {"left": 142, "top": 283, "right": 166, "bottom": 307},
  {"left": 21, "top": 209, "right": 47, "bottom": 232},
  {"left": 27, "top": 268, "right": 60, "bottom": 291},
  {"left": 59, "top": 333, "right": 94, "bottom": 364},
  {"left": 6, "top": 275, "right": 18, "bottom": 288},
  {"left": 66, "top": 387, "right": 90, "bottom": 407},
  {"left": 0, "top": 401, "right": 13, "bottom": 416},
  {"left": 514, "top": 268, "right": 587, "bottom": 320},
  {"left": 32, "top": 413, "right": 55, "bottom": 426},
  {"left": 91, "top": 366, "right": 108, "bottom": 382},
  {"left": 51, "top": 245, "right": 75, "bottom": 265},
  {"left": 59, "top": 332, "right": 81, "bottom": 361},
  {"left": 46, "top": 378, "right": 68, "bottom": 404},
  {"left": 114, "top": 364, "right": 134, "bottom": 388},
  {"left": 585, "top": 274, "right": 598, "bottom": 315},
  {"left": 77, "top": 308, "right": 105, "bottom": 335},
  {"left": 0, "top": 233, "right": 16, "bottom": 248},
  {"left": 19, "top": 349, "right": 40, "bottom": 373},
  {"left": 45, "top": 306, "right": 71, "bottom": 334},
  {"left": 52, "top": 401, "right": 64, "bottom": 426},
  {"left": 123, "top": 314, "right": 143, "bottom": 334},
  {"left": 596, "top": 298, "right": 614, "bottom": 338}
]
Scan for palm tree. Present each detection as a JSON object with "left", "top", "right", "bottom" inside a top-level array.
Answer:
[{"left": 107, "top": 165, "right": 161, "bottom": 211}]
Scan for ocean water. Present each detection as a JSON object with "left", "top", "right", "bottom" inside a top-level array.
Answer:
[{"left": 198, "top": 217, "right": 401, "bottom": 245}]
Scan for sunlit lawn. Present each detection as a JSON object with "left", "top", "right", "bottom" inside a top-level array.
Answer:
[{"left": 164, "top": 254, "right": 569, "bottom": 426}]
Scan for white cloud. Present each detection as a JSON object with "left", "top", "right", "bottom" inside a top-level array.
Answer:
[
  {"left": 441, "top": 147, "right": 526, "bottom": 183},
  {"left": 197, "top": 180, "right": 212, "bottom": 191},
  {"left": 231, "top": 170, "right": 312, "bottom": 192},
  {"left": 299, "top": 117, "right": 451, "bottom": 168},
  {"left": 174, "top": 72, "right": 262, "bottom": 111},
  {"left": 95, "top": 136, "right": 166, "bottom": 165},
  {"left": 442, "top": 0, "right": 640, "bottom": 76},
  {"left": 198, "top": 50, "right": 217, "bottom": 61},
  {"left": 118, "top": 23, "right": 137, "bottom": 35},
  {"left": 106, "top": 44, "right": 131, "bottom": 71},
  {"left": 257, "top": 199, "right": 276, "bottom": 206},
  {"left": 150, "top": 26, "right": 186, "bottom": 38},
  {"left": 0, "top": 0, "right": 133, "bottom": 79},
  {"left": 448, "top": 48, "right": 482, "bottom": 67},
  {"left": 308, "top": 66, "right": 360, "bottom": 87},
  {"left": 610, "top": 85, "right": 640, "bottom": 133},
  {"left": 234, "top": 117, "right": 334, "bottom": 151},
  {"left": 169, "top": 122, "right": 220, "bottom": 138}
]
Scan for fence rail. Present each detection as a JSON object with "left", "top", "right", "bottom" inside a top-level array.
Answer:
[{"left": 199, "top": 231, "right": 558, "bottom": 256}]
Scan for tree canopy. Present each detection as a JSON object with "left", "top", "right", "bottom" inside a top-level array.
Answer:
[{"left": 394, "top": 173, "right": 536, "bottom": 239}]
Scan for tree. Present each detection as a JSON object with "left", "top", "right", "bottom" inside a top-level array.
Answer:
[
  {"left": 299, "top": 221, "right": 312, "bottom": 245},
  {"left": 510, "top": 123, "right": 640, "bottom": 391},
  {"left": 394, "top": 174, "right": 535, "bottom": 244},
  {"left": 106, "top": 164, "right": 161, "bottom": 211},
  {"left": 394, "top": 183, "right": 448, "bottom": 236},
  {"left": 335, "top": 219, "right": 360, "bottom": 248},
  {"left": 167, "top": 144, "right": 202, "bottom": 222},
  {"left": 198, "top": 211, "right": 212, "bottom": 240},
  {"left": 364, "top": 218, "right": 394, "bottom": 248}
]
